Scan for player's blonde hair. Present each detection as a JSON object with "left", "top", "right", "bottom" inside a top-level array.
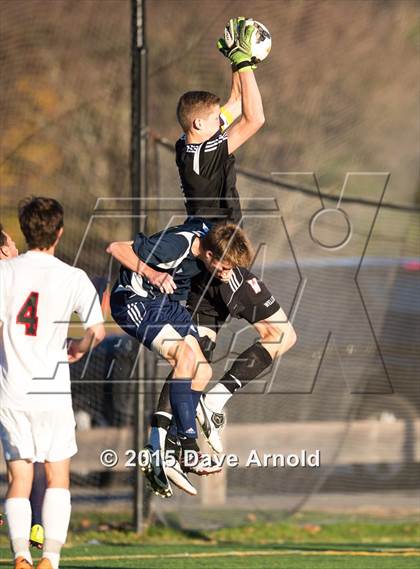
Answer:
[
  {"left": 201, "top": 223, "right": 253, "bottom": 268},
  {"left": 177, "top": 91, "right": 220, "bottom": 132}
]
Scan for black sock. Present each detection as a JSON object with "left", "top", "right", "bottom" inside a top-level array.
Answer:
[
  {"left": 220, "top": 343, "right": 273, "bottom": 394},
  {"left": 179, "top": 436, "right": 199, "bottom": 453},
  {"left": 156, "top": 372, "right": 172, "bottom": 414},
  {"left": 150, "top": 411, "right": 172, "bottom": 430}
]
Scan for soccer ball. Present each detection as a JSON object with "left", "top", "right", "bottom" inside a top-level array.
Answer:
[
  {"left": 224, "top": 18, "right": 272, "bottom": 64},
  {"left": 249, "top": 20, "right": 272, "bottom": 63}
]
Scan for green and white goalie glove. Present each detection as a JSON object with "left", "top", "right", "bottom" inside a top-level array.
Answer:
[
  {"left": 217, "top": 17, "right": 257, "bottom": 72},
  {"left": 217, "top": 17, "right": 245, "bottom": 60},
  {"left": 224, "top": 16, "right": 246, "bottom": 49}
]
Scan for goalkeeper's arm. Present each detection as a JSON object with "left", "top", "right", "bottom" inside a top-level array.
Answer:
[
  {"left": 218, "top": 18, "right": 265, "bottom": 152},
  {"left": 226, "top": 66, "right": 265, "bottom": 154},
  {"left": 220, "top": 71, "right": 242, "bottom": 131}
]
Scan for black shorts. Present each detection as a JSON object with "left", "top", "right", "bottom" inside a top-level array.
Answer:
[{"left": 187, "top": 267, "right": 280, "bottom": 331}]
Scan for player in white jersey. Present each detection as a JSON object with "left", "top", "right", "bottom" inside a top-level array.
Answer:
[
  {"left": 0, "top": 198, "right": 105, "bottom": 569},
  {"left": 0, "top": 224, "right": 46, "bottom": 550}
]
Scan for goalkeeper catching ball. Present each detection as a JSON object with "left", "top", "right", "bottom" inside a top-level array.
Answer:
[
  {"left": 150, "top": 17, "right": 297, "bottom": 495},
  {"left": 110, "top": 18, "right": 297, "bottom": 497}
]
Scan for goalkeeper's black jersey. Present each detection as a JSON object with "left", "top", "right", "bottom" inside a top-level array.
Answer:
[{"left": 175, "top": 129, "right": 242, "bottom": 224}]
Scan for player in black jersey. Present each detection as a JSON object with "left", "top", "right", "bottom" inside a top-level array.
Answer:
[{"left": 151, "top": 17, "right": 297, "bottom": 464}]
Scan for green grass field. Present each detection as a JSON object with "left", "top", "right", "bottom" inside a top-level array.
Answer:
[
  {"left": 1, "top": 512, "right": 419, "bottom": 568},
  {"left": 1, "top": 544, "right": 416, "bottom": 569},
  {"left": 1, "top": 544, "right": 419, "bottom": 569}
]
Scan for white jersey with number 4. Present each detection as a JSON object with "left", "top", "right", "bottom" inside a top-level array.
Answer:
[{"left": 0, "top": 251, "right": 104, "bottom": 411}]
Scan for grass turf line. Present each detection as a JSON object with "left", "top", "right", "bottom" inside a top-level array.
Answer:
[{"left": 1, "top": 545, "right": 420, "bottom": 569}]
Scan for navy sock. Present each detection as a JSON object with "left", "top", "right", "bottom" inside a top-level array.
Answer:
[
  {"left": 191, "top": 389, "right": 202, "bottom": 411},
  {"left": 168, "top": 390, "right": 201, "bottom": 442},
  {"left": 30, "top": 462, "right": 47, "bottom": 526},
  {"left": 169, "top": 380, "right": 197, "bottom": 439},
  {"left": 168, "top": 420, "right": 178, "bottom": 438}
]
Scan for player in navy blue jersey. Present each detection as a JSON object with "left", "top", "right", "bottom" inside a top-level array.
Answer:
[{"left": 108, "top": 220, "right": 253, "bottom": 496}]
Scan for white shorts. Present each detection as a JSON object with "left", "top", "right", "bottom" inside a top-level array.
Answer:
[{"left": 0, "top": 406, "right": 77, "bottom": 463}]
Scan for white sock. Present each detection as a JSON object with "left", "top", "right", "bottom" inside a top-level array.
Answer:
[
  {"left": 204, "top": 383, "right": 232, "bottom": 413},
  {"left": 42, "top": 488, "right": 71, "bottom": 568},
  {"left": 5, "top": 497, "right": 32, "bottom": 564},
  {"left": 43, "top": 552, "right": 60, "bottom": 569}
]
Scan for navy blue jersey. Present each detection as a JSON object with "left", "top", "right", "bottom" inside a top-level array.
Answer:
[{"left": 113, "top": 219, "right": 210, "bottom": 301}]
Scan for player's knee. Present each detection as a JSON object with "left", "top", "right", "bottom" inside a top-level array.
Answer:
[
  {"left": 265, "top": 321, "right": 297, "bottom": 358},
  {"left": 175, "top": 343, "right": 197, "bottom": 377},
  {"left": 44, "top": 465, "right": 70, "bottom": 489},
  {"left": 195, "top": 360, "right": 212, "bottom": 385}
]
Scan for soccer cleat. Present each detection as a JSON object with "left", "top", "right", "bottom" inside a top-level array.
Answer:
[
  {"left": 138, "top": 445, "right": 173, "bottom": 498},
  {"left": 196, "top": 394, "right": 226, "bottom": 453},
  {"left": 182, "top": 451, "right": 223, "bottom": 476},
  {"left": 164, "top": 434, "right": 197, "bottom": 495},
  {"left": 14, "top": 557, "right": 33, "bottom": 569},
  {"left": 165, "top": 457, "right": 197, "bottom": 496},
  {"left": 35, "top": 559, "right": 53, "bottom": 569},
  {"left": 30, "top": 524, "right": 44, "bottom": 549}
]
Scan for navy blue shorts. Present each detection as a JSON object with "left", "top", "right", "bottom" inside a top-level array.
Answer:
[{"left": 110, "top": 290, "right": 199, "bottom": 350}]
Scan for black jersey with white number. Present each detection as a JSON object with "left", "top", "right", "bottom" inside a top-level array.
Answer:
[
  {"left": 175, "top": 129, "right": 242, "bottom": 223},
  {"left": 187, "top": 267, "right": 280, "bottom": 324}
]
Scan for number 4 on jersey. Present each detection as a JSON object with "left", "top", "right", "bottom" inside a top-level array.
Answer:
[{"left": 17, "top": 292, "right": 39, "bottom": 336}]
